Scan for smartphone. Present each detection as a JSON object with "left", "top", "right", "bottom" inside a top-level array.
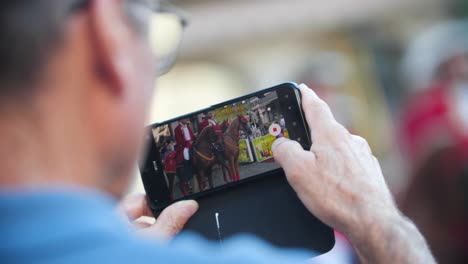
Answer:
[
  {"left": 140, "top": 82, "right": 310, "bottom": 211},
  {"left": 139, "top": 82, "right": 334, "bottom": 253}
]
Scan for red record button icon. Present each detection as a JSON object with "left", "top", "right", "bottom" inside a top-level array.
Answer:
[{"left": 269, "top": 123, "right": 282, "bottom": 137}]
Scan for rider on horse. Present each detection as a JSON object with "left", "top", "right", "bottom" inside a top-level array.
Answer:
[
  {"left": 198, "top": 112, "right": 225, "bottom": 153},
  {"left": 198, "top": 112, "right": 222, "bottom": 136}
]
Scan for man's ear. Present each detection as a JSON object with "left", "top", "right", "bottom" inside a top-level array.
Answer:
[{"left": 89, "top": 0, "right": 132, "bottom": 97}]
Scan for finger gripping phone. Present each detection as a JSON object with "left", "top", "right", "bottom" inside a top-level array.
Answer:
[{"left": 139, "top": 82, "right": 334, "bottom": 255}]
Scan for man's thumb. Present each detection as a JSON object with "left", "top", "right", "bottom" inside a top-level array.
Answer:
[
  {"left": 272, "top": 137, "right": 307, "bottom": 171},
  {"left": 151, "top": 200, "right": 199, "bottom": 239}
]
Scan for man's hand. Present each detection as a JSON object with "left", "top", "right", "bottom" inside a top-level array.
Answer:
[
  {"left": 118, "top": 194, "right": 198, "bottom": 242},
  {"left": 272, "top": 84, "right": 395, "bottom": 236},
  {"left": 273, "top": 84, "right": 435, "bottom": 263}
]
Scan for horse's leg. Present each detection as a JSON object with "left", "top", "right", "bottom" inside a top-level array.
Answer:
[
  {"left": 220, "top": 162, "right": 228, "bottom": 183},
  {"left": 194, "top": 160, "right": 205, "bottom": 192},
  {"left": 198, "top": 171, "right": 206, "bottom": 191},
  {"left": 225, "top": 152, "right": 235, "bottom": 182},
  {"left": 224, "top": 160, "right": 234, "bottom": 182},
  {"left": 234, "top": 155, "right": 240, "bottom": 181},
  {"left": 221, "top": 165, "right": 227, "bottom": 183},
  {"left": 222, "top": 162, "right": 231, "bottom": 183},
  {"left": 218, "top": 157, "right": 231, "bottom": 183},
  {"left": 204, "top": 165, "right": 213, "bottom": 189},
  {"left": 195, "top": 173, "right": 201, "bottom": 192},
  {"left": 207, "top": 167, "right": 214, "bottom": 189},
  {"left": 192, "top": 174, "right": 200, "bottom": 193},
  {"left": 231, "top": 152, "right": 239, "bottom": 181},
  {"left": 229, "top": 156, "right": 237, "bottom": 182},
  {"left": 176, "top": 168, "right": 189, "bottom": 197}
]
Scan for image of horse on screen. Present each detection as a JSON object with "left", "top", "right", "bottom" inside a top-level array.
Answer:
[{"left": 151, "top": 91, "right": 291, "bottom": 200}]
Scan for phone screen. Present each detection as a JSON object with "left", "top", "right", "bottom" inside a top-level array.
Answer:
[{"left": 140, "top": 83, "right": 310, "bottom": 210}]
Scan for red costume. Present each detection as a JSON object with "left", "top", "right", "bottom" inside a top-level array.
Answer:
[
  {"left": 174, "top": 122, "right": 196, "bottom": 165},
  {"left": 198, "top": 118, "right": 223, "bottom": 137},
  {"left": 399, "top": 81, "right": 468, "bottom": 161},
  {"left": 198, "top": 119, "right": 210, "bottom": 135}
]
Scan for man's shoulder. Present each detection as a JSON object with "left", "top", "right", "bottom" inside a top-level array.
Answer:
[
  {"left": 50, "top": 232, "right": 311, "bottom": 264},
  {"left": 47, "top": 238, "right": 202, "bottom": 264},
  {"left": 0, "top": 190, "right": 213, "bottom": 264},
  {"left": 174, "top": 125, "right": 183, "bottom": 135}
]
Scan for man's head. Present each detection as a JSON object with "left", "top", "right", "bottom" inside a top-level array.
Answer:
[
  {"left": 204, "top": 112, "right": 213, "bottom": 119},
  {"left": 402, "top": 19, "right": 468, "bottom": 90},
  {"left": 0, "top": 0, "right": 157, "bottom": 197}
]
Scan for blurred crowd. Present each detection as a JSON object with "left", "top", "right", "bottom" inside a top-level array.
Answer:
[
  {"left": 138, "top": 0, "right": 468, "bottom": 263},
  {"left": 397, "top": 20, "right": 468, "bottom": 263}
]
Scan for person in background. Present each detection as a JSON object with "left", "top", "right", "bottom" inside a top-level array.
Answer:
[
  {"left": 0, "top": 1, "right": 435, "bottom": 263},
  {"left": 160, "top": 139, "right": 175, "bottom": 162},
  {"left": 167, "top": 139, "right": 176, "bottom": 152},
  {"left": 399, "top": 19, "right": 468, "bottom": 264},
  {"left": 174, "top": 118, "right": 196, "bottom": 193}
]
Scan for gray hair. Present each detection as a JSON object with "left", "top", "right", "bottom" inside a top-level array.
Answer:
[{"left": 0, "top": 0, "right": 150, "bottom": 101}]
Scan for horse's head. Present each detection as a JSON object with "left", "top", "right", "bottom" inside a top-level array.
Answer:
[
  {"left": 199, "top": 125, "right": 219, "bottom": 144},
  {"left": 197, "top": 125, "right": 223, "bottom": 153},
  {"left": 220, "top": 120, "right": 229, "bottom": 131},
  {"left": 238, "top": 115, "right": 252, "bottom": 135}
]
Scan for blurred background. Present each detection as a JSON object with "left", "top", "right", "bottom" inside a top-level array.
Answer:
[{"left": 133, "top": 0, "right": 468, "bottom": 263}]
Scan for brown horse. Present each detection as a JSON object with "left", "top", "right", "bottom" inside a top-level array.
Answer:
[
  {"left": 216, "top": 119, "right": 232, "bottom": 183},
  {"left": 165, "top": 125, "right": 220, "bottom": 198},
  {"left": 220, "top": 119, "right": 230, "bottom": 133},
  {"left": 192, "top": 125, "right": 220, "bottom": 191},
  {"left": 223, "top": 115, "right": 252, "bottom": 182}
]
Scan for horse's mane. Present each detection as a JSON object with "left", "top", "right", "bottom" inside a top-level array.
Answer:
[
  {"left": 226, "top": 117, "right": 240, "bottom": 134},
  {"left": 196, "top": 125, "right": 215, "bottom": 143}
]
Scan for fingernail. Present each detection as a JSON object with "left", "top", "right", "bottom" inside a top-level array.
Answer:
[
  {"left": 299, "top": 83, "right": 319, "bottom": 98},
  {"left": 181, "top": 200, "right": 199, "bottom": 214},
  {"left": 272, "top": 137, "right": 289, "bottom": 153}
]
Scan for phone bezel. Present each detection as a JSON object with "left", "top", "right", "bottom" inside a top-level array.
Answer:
[{"left": 140, "top": 82, "right": 311, "bottom": 212}]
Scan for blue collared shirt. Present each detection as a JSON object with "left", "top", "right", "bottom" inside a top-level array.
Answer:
[{"left": 0, "top": 188, "right": 313, "bottom": 264}]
